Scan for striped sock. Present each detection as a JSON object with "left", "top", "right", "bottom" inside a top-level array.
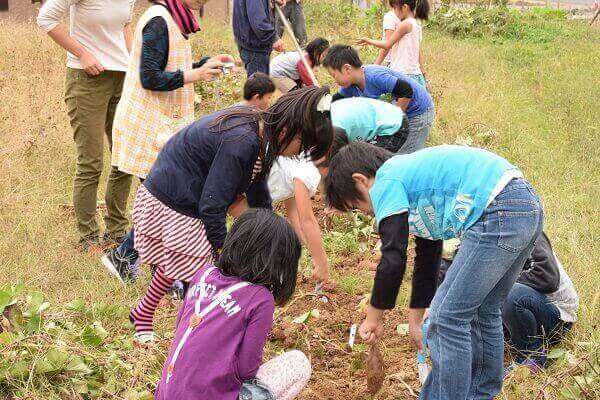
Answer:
[{"left": 130, "top": 265, "right": 174, "bottom": 334}]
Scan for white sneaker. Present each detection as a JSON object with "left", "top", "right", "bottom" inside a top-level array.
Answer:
[{"left": 134, "top": 331, "right": 158, "bottom": 345}]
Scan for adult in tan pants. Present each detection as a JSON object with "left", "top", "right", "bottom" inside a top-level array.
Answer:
[{"left": 37, "top": 0, "right": 135, "bottom": 251}]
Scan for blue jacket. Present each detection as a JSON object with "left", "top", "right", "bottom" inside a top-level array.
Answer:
[
  {"left": 233, "top": 0, "right": 277, "bottom": 52},
  {"left": 144, "top": 109, "right": 272, "bottom": 250}
]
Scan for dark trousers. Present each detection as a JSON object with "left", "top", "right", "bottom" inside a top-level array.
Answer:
[
  {"left": 369, "top": 117, "right": 410, "bottom": 153},
  {"left": 502, "top": 283, "right": 570, "bottom": 362},
  {"left": 275, "top": 0, "right": 307, "bottom": 46},
  {"left": 238, "top": 45, "right": 271, "bottom": 76}
]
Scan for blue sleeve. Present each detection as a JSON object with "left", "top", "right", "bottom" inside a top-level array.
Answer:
[
  {"left": 245, "top": 0, "right": 276, "bottom": 43},
  {"left": 140, "top": 17, "right": 185, "bottom": 91},
  {"left": 370, "top": 177, "right": 410, "bottom": 228},
  {"left": 198, "top": 134, "right": 259, "bottom": 249},
  {"left": 374, "top": 69, "right": 401, "bottom": 96},
  {"left": 246, "top": 180, "right": 272, "bottom": 209}
]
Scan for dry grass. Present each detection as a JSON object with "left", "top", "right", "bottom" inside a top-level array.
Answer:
[{"left": 1, "top": 1, "right": 599, "bottom": 399}]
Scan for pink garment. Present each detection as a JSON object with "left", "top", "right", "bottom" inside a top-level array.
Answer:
[
  {"left": 257, "top": 350, "right": 312, "bottom": 400},
  {"left": 382, "top": 10, "right": 400, "bottom": 64},
  {"left": 389, "top": 17, "right": 422, "bottom": 75}
]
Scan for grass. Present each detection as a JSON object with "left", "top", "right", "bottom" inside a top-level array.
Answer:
[{"left": 1, "top": 1, "right": 599, "bottom": 398}]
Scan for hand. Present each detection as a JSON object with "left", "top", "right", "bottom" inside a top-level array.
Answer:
[
  {"left": 275, "top": 0, "right": 286, "bottom": 6},
  {"left": 359, "top": 316, "right": 384, "bottom": 345},
  {"left": 408, "top": 308, "right": 426, "bottom": 351},
  {"left": 355, "top": 38, "right": 369, "bottom": 46},
  {"left": 186, "top": 60, "right": 223, "bottom": 83},
  {"left": 311, "top": 264, "right": 329, "bottom": 284},
  {"left": 210, "top": 54, "right": 236, "bottom": 64},
  {"left": 79, "top": 51, "right": 104, "bottom": 76},
  {"left": 273, "top": 38, "right": 285, "bottom": 53}
]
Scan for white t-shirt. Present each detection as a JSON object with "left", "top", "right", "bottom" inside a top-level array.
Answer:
[
  {"left": 37, "top": 0, "right": 135, "bottom": 71},
  {"left": 382, "top": 10, "right": 400, "bottom": 64},
  {"left": 267, "top": 155, "right": 321, "bottom": 203},
  {"left": 270, "top": 51, "right": 303, "bottom": 81},
  {"left": 389, "top": 17, "right": 422, "bottom": 75}
]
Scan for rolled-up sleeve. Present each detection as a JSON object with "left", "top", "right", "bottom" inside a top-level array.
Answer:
[{"left": 37, "top": 0, "right": 69, "bottom": 33}]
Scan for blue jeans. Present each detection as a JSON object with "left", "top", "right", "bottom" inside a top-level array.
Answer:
[
  {"left": 116, "top": 227, "right": 139, "bottom": 263},
  {"left": 399, "top": 106, "right": 435, "bottom": 154},
  {"left": 237, "top": 45, "right": 271, "bottom": 76},
  {"left": 420, "top": 178, "right": 543, "bottom": 400},
  {"left": 407, "top": 73, "right": 427, "bottom": 87},
  {"left": 239, "top": 379, "right": 274, "bottom": 400},
  {"left": 502, "top": 283, "right": 568, "bottom": 362}
]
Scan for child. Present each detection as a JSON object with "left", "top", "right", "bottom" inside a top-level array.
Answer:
[
  {"left": 129, "top": 86, "right": 333, "bottom": 343},
  {"left": 358, "top": 0, "right": 430, "bottom": 87},
  {"left": 269, "top": 37, "right": 330, "bottom": 93},
  {"left": 233, "top": 0, "right": 286, "bottom": 76},
  {"left": 323, "top": 45, "right": 434, "bottom": 154},
  {"left": 325, "top": 142, "right": 544, "bottom": 400},
  {"left": 374, "top": 5, "right": 400, "bottom": 67},
  {"left": 238, "top": 72, "right": 276, "bottom": 110},
  {"left": 331, "top": 97, "right": 409, "bottom": 153},
  {"left": 155, "top": 208, "right": 311, "bottom": 400},
  {"left": 267, "top": 153, "right": 329, "bottom": 283}
]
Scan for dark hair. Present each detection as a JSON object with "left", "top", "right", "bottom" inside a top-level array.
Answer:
[
  {"left": 325, "top": 142, "right": 392, "bottom": 212},
  {"left": 305, "top": 37, "right": 330, "bottom": 67},
  {"left": 243, "top": 73, "right": 276, "bottom": 100},
  {"left": 218, "top": 208, "right": 301, "bottom": 305},
  {"left": 322, "top": 44, "right": 363, "bottom": 71},
  {"left": 389, "top": 0, "right": 430, "bottom": 20},
  {"left": 210, "top": 86, "right": 333, "bottom": 179},
  {"left": 318, "top": 127, "right": 350, "bottom": 168}
]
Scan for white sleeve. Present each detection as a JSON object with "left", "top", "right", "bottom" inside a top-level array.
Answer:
[
  {"left": 382, "top": 12, "right": 398, "bottom": 31},
  {"left": 286, "top": 158, "right": 321, "bottom": 197},
  {"left": 37, "top": 0, "right": 70, "bottom": 32}
]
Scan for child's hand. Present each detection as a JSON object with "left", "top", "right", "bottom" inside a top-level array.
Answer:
[
  {"left": 355, "top": 38, "right": 370, "bottom": 46},
  {"left": 359, "top": 317, "right": 384, "bottom": 345},
  {"left": 408, "top": 308, "right": 426, "bottom": 351},
  {"left": 311, "top": 264, "right": 329, "bottom": 284},
  {"left": 80, "top": 51, "right": 105, "bottom": 76}
]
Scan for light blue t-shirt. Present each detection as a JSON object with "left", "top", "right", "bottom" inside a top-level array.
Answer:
[
  {"left": 370, "top": 145, "right": 522, "bottom": 240},
  {"left": 331, "top": 98, "right": 406, "bottom": 142},
  {"left": 338, "top": 65, "right": 433, "bottom": 118}
]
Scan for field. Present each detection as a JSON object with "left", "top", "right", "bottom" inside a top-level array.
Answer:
[{"left": 1, "top": 1, "right": 599, "bottom": 399}]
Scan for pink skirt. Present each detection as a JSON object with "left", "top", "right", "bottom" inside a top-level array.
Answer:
[{"left": 132, "top": 185, "right": 214, "bottom": 281}]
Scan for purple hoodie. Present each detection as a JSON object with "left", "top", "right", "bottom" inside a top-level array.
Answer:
[{"left": 155, "top": 265, "right": 275, "bottom": 400}]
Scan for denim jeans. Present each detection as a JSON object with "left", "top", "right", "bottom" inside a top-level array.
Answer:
[
  {"left": 399, "top": 106, "right": 435, "bottom": 155},
  {"left": 237, "top": 45, "right": 271, "bottom": 76},
  {"left": 502, "top": 283, "right": 569, "bottom": 362},
  {"left": 407, "top": 73, "right": 427, "bottom": 88},
  {"left": 420, "top": 178, "right": 543, "bottom": 400},
  {"left": 239, "top": 379, "right": 275, "bottom": 400}
]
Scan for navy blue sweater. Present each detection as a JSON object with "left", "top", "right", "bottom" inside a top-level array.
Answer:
[
  {"left": 232, "top": 0, "right": 277, "bottom": 52},
  {"left": 144, "top": 109, "right": 272, "bottom": 249}
]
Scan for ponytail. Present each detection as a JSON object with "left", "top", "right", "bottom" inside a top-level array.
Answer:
[{"left": 388, "top": 0, "right": 430, "bottom": 21}]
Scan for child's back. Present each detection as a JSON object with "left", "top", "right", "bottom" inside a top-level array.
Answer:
[
  {"left": 155, "top": 265, "right": 274, "bottom": 400},
  {"left": 270, "top": 51, "right": 305, "bottom": 81},
  {"left": 389, "top": 17, "right": 422, "bottom": 75}
]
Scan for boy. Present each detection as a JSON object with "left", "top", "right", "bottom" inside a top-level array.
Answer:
[
  {"left": 233, "top": 0, "right": 286, "bottom": 76},
  {"left": 325, "top": 142, "right": 543, "bottom": 400},
  {"left": 238, "top": 72, "right": 276, "bottom": 110},
  {"left": 323, "top": 44, "right": 434, "bottom": 154},
  {"left": 331, "top": 97, "right": 409, "bottom": 154}
]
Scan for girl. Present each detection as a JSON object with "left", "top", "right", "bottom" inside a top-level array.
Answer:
[
  {"left": 129, "top": 86, "right": 333, "bottom": 343},
  {"left": 155, "top": 208, "right": 311, "bottom": 400},
  {"left": 325, "top": 142, "right": 544, "bottom": 400},
  {"left": 101, "top": 0, "right": 234, "bottom": 282},
  {"left": 374, "top": 5, "right": 400, "bottom": 67},
  {"left": 269, "top": 37, "right": 330, "bottom": 93},
  {"left": 37, "top": 0, "right": 135, "bottom": 250},
  {"left": 267, "top": 154, "right": 330, "bottom": 283},
  {"left": 357, "top": 0, "right": 430, "bottom": 87}
]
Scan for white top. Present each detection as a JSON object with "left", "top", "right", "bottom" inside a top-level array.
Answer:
[
  {"left": 269, "top": 51, "right": 302, "bottom": 80},
  {"left": 267, "top": 155, "right": 321, "bottom": 203},
  {"left": 389, "top": 17, "right": 422, "bottom": 75},
  {"left": 382, "top": 10, "right": 400, "bottom": 64},
  {"left": 37, "top": 0, "right": 135, "bottom": 71},
  {"left": 547, "top": 256, "right": 579, "bottom": 323}
]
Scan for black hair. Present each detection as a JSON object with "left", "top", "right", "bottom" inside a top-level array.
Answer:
[
  {"left": 318, "top": 127, "right": 350, "bottom": 168},
  {"left": 305, "top": 37, "right": 330, "bottom": 67},
  {"left": 218, "top": 208, "right": 301, "bottom": 306},
  {"left": 209, "top": 86, "right": 333, "bottom": 179},
  {"left": 322, "top": 44, "right": 363, "bottom": 71},
  {"left": 325, "top": 142, "right": 392, "bottom": 212},
  {"left": 389, "top": 0, "right": 430, "bottom": 20},
  {"left": 243, "top": 72, "right": 276, "bottom": 100}
]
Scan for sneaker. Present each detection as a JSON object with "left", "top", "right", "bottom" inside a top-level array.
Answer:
[
  {"left": 503, "top": 358, "right": 544, "bottom": 379},
  {"left": 101, "top": 248, "right": 135, "bottom": 284},
  {"left": 169, "top": 281, "right": 185, "bottom": 300},
  {"left": 133, "top": 331, "right": 158, "bottom": 345},
  {"left": 78, "top": 236, "right": 103, "bottom": 254},
  {"left": 101, "top": 232, "right": 125, "bottom": 250}
]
